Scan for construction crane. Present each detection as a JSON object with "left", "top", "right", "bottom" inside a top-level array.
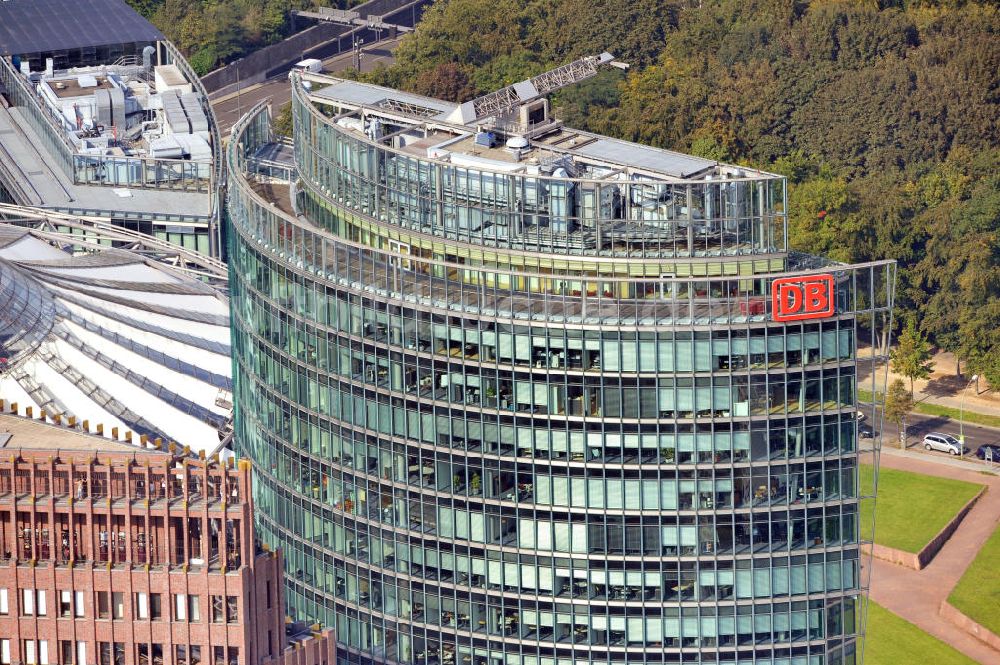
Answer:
[{"left": 468, "top": 52, "right": 627, "bottom": 121}]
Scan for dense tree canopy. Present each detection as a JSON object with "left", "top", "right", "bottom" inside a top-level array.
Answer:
[{"left": 366, "top": 0, "right": 999, "bottom": 384}]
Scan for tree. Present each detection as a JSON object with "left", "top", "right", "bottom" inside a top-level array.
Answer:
[
  {"left": 960, "top": 299, "right": 1000, "bottom": 392},
  {"left": 890, "top": 320, "right": 935, "bottom": 396},
  {"left": 884, "top": 379, "right": 915, "bottom": 450},
  {"left": 412, "top": 63, "right": 477, "bottom": 102},
  {"left": 272, "top": 101, "right": 294, "bottom": 138}
]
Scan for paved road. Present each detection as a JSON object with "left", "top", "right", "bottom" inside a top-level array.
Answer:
[
  {"left": 861, "top": 403, "right": 1000, "bottom": 466},
  {"left": 863, "top": 448, "right": 1000, "bottom": 664},
  {"left": 211, "top": 37, "right": 403, "bottom": 134}
]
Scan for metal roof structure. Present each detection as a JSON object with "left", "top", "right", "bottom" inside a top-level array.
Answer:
[
  {"left": 0, "top": 0, "right": 164, "bottom": 57},
  {"left": 0, "top": 225, "right": 232, "bottom": 454},
  {"left": 306, "top": 75, "right": 721, "bottom": 181}
]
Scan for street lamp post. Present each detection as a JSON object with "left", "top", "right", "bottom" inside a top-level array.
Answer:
[
  {"left": 959, "top": 374, "right": 978, "bottom": 458},
  {"left": 353, "top": 36, "right": 365, "bottom": 71}
]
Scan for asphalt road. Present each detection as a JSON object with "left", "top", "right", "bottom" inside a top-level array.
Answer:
[
  {"left": 860, "top": 402, "right": 999, "bottom": 462},
  {"left": 210, "top": 36, "right": 403, "bottom": 134}
]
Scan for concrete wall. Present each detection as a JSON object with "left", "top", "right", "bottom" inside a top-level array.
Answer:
[
  {"left": 939, "top": 600, "right": 1000, "bottom": 652},
  {"left": 202, "top": 0, "right": 430, "bottom": 96},
  {"left": 201, "top": 22, "right": 348, "bottom": 94}
]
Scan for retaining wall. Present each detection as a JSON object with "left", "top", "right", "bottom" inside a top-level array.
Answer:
[
  {"left": 202, "top": 0, "right": 428, "bottom": 95},
  {"left": 939, "top": 600, "right": 1000, "bottom": 653},
  {"left": 863, "top": 485, "right": 986, "bottom": 570}
]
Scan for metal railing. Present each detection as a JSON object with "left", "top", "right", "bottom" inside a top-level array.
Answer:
[{"left": 1, "top": 54, "right": 217, "bottom": 197}]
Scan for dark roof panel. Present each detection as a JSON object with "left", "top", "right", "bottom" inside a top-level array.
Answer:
[{"left": 0, "top": 0, "right": 164, "bottom": 57}]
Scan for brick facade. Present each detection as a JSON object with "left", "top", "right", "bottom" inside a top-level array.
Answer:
[{"left": 0, "top": 414, "right": 335, "bottom": 665}]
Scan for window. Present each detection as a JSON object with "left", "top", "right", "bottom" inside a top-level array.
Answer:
[
  {"left": 0, "top": 641, "right": 8, "bottom": 665},
  {"left": 112, "top": 592, "right": 124, "bottom": 620},
  {"left": 211, "top": 595, "right": 223, "bottom": 623},
  {"left": 77, "top": 643, "right": 86, "bottom": 665},
  {"left": 173, "top": 594, "right": 185, "bottom": 621},
  {"left": 188, "top": 594, "right": 201, "bottom": 621},
  {"left": 175, "top": 646, "right": 187, "bottom": 665},
  {"left": 0, "top": 589, "right": 7, "bottom": 615},
  {"left": 22, "top": 640, "right": 47, "bottom": 665},
  {"left": 138, "top": 645, "right": 162, "bottom": 665},
  {"left": 97, "top": 591, "right": 110, "bottom": 619},
  {"left": 135, "top": 593, "right": 148, "bottom": 620},
  {"left": 226, "top": 596, "right": 238, "bottom": 623},
  {"left": 22, "top": 589, "right": 43, "bottom": 616},
  {"left": 267, "top": 631, "right": 274, "bottom": 657},
  {"left": 190, "top": 646, "right": 201, "bottom": 665},
  {"left": 74, "top": 591, "right": 84, "bottom": 618},
  {"left": 97, "top": 642, "right": 124, "bottom": 665},
  {"left": 60, "top": 642, "right": 73, "bottom": 665},
  {"left": 60, "top": 591, "right": 72, "bottom": 617},
  {"left": 149, "top": 593, "right": 162, "bottom": 620},
  {"left": 266, "top": 581, "right": 272, "bottom": 608}
]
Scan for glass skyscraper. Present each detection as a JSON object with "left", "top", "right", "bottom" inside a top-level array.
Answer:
[{"left": 228, "top": 71, "right": 895, "bottom": 665}]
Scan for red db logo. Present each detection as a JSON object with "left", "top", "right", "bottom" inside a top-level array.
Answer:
[{"left": 771, "top": 275, "right": 835, "bottom": 322}]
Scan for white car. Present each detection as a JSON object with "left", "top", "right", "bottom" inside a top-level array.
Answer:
[{"left": 923, "top": 432, "right": 967, "bottom": 455}]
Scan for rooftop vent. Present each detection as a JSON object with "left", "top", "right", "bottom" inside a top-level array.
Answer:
[{"left": 505, "top": 136, "right": 529, "bottom": 151}]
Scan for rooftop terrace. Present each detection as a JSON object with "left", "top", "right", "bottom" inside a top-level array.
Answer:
[{"left": 304, "top": 73, "right": 762, "bottom": 183}]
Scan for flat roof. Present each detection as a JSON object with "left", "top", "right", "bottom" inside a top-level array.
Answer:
[
  {"left": 0, "top": 0, "right": 164, "bottom": 57},
  {"left": 307, "top": 77, "right": 726, "bottom": 181},
  {"left": 0, "top": 103, "right": 210, "bottom": 220},
  {"left": 0, "top": 413, "right": 163, "bottom": 454},
  {"left": 311, "top": 79, "right": 458, "bottom": 121},
  {"left": 45, "top": 75, "right": 116, "bottom": 100}
]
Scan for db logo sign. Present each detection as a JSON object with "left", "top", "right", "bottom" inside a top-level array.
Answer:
[{"left": 771, "top": 275, "right": 835, "bottom": 322}]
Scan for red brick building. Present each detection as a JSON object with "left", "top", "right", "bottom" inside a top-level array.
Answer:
[{"left": 0, "top": 411, "right": 336, "bottom": 665}]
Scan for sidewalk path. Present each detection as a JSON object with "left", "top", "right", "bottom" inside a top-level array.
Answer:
[
  {"left": 857, "top": 350, "right": 1000, "bottom": 417},
  {"left": 864, "top": 450, "right": 1000, "bottom": 664}
]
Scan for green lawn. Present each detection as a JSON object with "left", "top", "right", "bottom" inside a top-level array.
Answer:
[
  {"left": 858, "top": 388, "right": 1000, "bottom": 428},
  {"left": 948, "top": 522, "right": 1000, "bottom": 637},
  {"left": 860, "top": 464, "right": 984, "bottom": 553},
  {"left": 863, "top": 601, "right": 977, "bottom": 665}
]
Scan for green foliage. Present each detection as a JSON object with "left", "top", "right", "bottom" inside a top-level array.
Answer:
[
  {"left": 127, "top": 0, "right": 316, "bottom": 69},
  {"left": 884, "top": 379, "right": 914, "bottom": 448},
  {"left": 891, "top": 320, "right": 935, "bottom": 396},
  {"left": 412, "top": 63, "right": 477, "bottom": 102},
  {"left": 187, "top": 47, "right": 218, "bottom": 76},
  {"left": 273, "top": 101, "right": 294, "bottom": 138}
]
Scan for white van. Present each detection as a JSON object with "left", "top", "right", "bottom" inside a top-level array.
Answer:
[{"left": 290, "top": 58, "right": 323, "bottom": 77}]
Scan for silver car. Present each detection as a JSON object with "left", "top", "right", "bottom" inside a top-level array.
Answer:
[{"left": 923, "top": 432, "right": 966, "bottom": 455}]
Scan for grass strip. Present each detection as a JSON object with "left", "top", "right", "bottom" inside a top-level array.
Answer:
[
  {"left": 863, "top": 601, "right": 977, "bottom": 665},
  {"left": 948, "top": 522, "right": 1000, "bottom": 637},
  {"left": 859, "top": 464, "right": 983, "bottom": 553}
]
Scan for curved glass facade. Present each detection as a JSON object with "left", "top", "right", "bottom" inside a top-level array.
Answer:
[{"left": 228, "top": 80, "right": 895, "bottom": 665}]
